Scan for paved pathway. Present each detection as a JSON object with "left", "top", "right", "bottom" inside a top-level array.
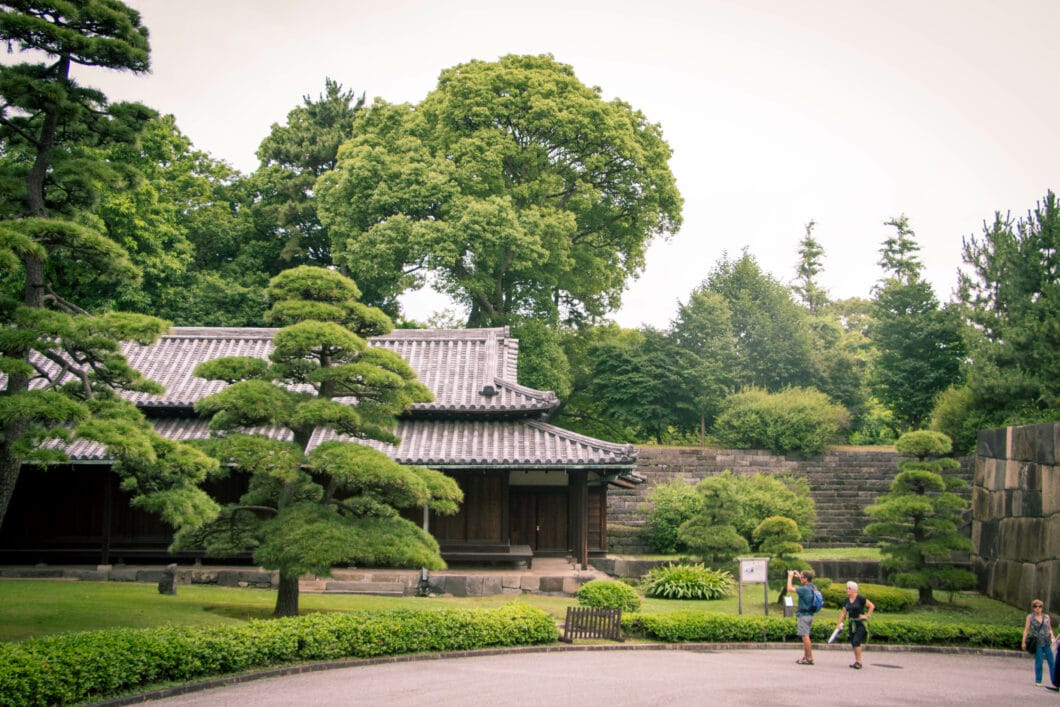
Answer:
[{"left": 145, "top": 647, "right": 1042, "bottom": 706}]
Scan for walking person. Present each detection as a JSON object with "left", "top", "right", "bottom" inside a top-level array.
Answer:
[
  {"left": 787, "top": 569, "right": 817, "bottom": 665},
  {"left": 834, "top": 581, "right": 875, "bottom": 670},
  {"left": 1022, "top": 599, "right": 1055, "bottom": 687}
]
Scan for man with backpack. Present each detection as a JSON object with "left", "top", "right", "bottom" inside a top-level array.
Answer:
[{"left": 788, "top": 569, "right": 822, "bottom": 665}]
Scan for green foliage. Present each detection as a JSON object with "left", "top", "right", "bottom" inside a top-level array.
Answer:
[
  {"left": 929, "top": 385, "right": 989, "bottom": 456},
  {"left": 752, "top": 516, "right": 803, "bottom": 559},
  {"left": 894, "top": 429, "right": 952, "bottom": 458},
  {"left": 820, "top": 582, "right": 914, "bottom": 612},
  {"left": 251, "top": 78, "right": 365, "bottom": 269},
  {"left": 869, "top": 216, "right": 966, "bottom": 430},
  {"left": 713, "top": 386, "right": 850, "bottom": 455},
  {"left": 644, "top": 480, "right": 703, "bottom": 553},
  {"left": 697, "top": 252, "right": 818, "bottom": 391},
  {"left": 576, "top": 579, "right": 643, "bottom": 612},
  {"left": 640, "top": 563, "right": 736, "bottom": 600},
  {"left": 651, "top": 473, "right": 816, "bottom": 560},
  {"left": 727, "top": 473, "right": 815, "bottom": 543},
  {"left": 622, "top": 611, "right": 1021, "bottom": 649},
  {"left": 865, "top": 430, "right": 973, "bottom": 604},
  {"left": 317, "top": 53, "right": 682, "bottom": 326},
  {"left": 187, "top": 266, "right": 462, "bottom": 616},
  {"left": 0, "top": 604, "right": 557, "bottom": 706},
  {"left": 958, "top": 191, "right": 1060, "bottom": 427}
]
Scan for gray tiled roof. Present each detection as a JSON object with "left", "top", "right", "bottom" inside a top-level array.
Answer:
[
  {"left": 115, "top": 326, "right": 556, "bottom": 413},
  {"left": 55, "top": 417, "right": 637, "bottom": 468},
  {"left": 32, "top": 326, "right": 634, "bottom": 469}
]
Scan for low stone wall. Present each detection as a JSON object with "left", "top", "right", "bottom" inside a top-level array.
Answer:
[
  {"left": 609, "top": 446, "right": 973, "bottom": 554},
  {"left": 972, "top": 423, "right": 1059, "bottom": 613}
]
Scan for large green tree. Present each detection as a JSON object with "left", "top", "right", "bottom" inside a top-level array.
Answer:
[
  {"left": 183, "top": 266, "right": 462, "bottom": 617},
  {"left": 250, "top": 78, "right": 364, "bottom": 268},
  {"left": 0, "top": 1, "right": 218, "bottom": 530},
  {"left": 698, "top": 251, "right": 817, "bottom": 391},
  {"left": 956, "top": 191, "right": 1059, "bottom": 426},
  {"left": 868, "top": 217, "right": 965, "bottom": 430},
  {"left": 317, "top": 54, "right": 683, "bottom": 325}
]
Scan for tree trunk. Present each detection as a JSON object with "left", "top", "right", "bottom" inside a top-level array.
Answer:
[
  {"left": 274, "top": 571, "right": 300, "bottom": 617},
  {"left": 918, "top": 586, "right": 936, "bottom": 605}
]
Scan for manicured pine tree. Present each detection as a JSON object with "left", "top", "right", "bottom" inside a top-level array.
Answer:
[
  {"left": 0, "top": 1, "right": 218, "bottom": 531},
  {"left": 184, "top": 266, "right": 462, "bottom": 617},
  {"left": 864, "top": 430, "right": 975, "bottom": 604}
]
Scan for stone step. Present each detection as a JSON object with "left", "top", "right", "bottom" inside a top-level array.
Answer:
[{"left": 320, "top": 580, "right": 407, "bottom": 596}]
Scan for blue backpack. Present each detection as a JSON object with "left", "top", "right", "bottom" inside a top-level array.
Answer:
[{"left": 809, "top": 584, "right": 824, "bottom": 613}]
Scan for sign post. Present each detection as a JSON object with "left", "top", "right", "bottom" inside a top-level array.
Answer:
[{"left": 736, "top": 557, "right": 769, "bottom": 616}]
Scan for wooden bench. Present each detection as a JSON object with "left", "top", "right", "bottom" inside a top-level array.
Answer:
[
  {"left": 441, "top": 544, "right": 533, "bottom": 569},
  {"left": 559, "top": 606, "right": 624, "bottom": 643}
]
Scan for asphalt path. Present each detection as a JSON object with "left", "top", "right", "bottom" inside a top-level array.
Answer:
[{"left": 143, "top": 646, "right": 1045, "bottom": 706}]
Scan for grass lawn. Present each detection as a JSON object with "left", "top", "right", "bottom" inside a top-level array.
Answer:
[{"left": 0, "top": 578, "right": 1024, "bottom": 642}]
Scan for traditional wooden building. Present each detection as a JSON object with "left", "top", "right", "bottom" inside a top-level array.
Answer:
[{"left": 0, "top": 327, "right": 636, "bottom": 568}]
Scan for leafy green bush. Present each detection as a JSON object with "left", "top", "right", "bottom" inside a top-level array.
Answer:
[
  {"left": 644, "top": 480, "right": 702, "bottom": 553},
  {"left": 731, "top": 473, "right": 815, "bottom": 542},
  {"left": 622, "top": 611, "right": 1021, "bottom": 649},
  {"left": 820, "top": 582, "right": 913, "bottom": 612},
  {"left": 0, "top": 604, "right": 557, "bottom": 706},
  {"left": 713, "top": 386, "right": 850, "bottom": 455},
  {"left": 576, "top": 580, "right": 642, "bottom": 612},
  {"left": 641, "top": 564, "right": 735, "bottom": 600}
]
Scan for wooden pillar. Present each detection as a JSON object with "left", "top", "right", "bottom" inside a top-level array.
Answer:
[
  {"left": 570, "top": 469, "right": 588, "bottom": 569},
  {"left": 101, "top": 471, "right": 113, "bottom": 565}
]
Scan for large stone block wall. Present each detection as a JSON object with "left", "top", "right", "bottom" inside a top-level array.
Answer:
[
  {"left": 608, "top": 446, "right": 973, "bottom": 554},
  {"left": 972, "top": 423, "right": 1059, "bottom": 614}
]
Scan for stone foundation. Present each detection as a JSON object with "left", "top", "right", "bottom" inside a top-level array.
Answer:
[{"left": 972, "top": 423, "right": 1059, "bottom": 613}]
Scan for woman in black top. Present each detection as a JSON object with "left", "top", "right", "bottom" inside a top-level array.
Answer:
[{"left": 835, "top": 580, "right": 875, "bottom": 669}]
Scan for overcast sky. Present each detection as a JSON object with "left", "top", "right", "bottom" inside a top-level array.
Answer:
[{"left": 78, "top": 0, "right": 1059, "bottom": 328}]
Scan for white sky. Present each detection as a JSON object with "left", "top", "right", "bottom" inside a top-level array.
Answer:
[{"left": 78, "top": 0, "right": 1060, "bottom": 328}]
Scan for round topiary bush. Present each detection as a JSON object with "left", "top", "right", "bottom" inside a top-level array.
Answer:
[
  {"left": 641, "top": 563, "right": 736, "bottom": 600},
  {"left": 821, "top": 582, "right": 914, "bottom": 612},
  {"left": 576, "top": 579, "right": 642, "bottom": 612}
]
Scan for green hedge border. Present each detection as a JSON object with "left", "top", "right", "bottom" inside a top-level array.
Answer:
[
  {"left": 622, "top": 611, "right": 1022, "bottom": 648},
  {"left": 0, "top": 604, "right": 558, "bottom": 706}
]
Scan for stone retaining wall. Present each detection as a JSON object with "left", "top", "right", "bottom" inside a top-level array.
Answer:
[
  {"left": 609, "top": 446, "right": 974, "bottom": 554},
  {"left": 972, "top": 423, "right": 1059, "bottom": 613}
]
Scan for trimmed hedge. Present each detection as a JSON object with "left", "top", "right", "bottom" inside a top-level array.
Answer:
[
  {"left": 821, "top": 582, "right": 914, "bottom": 612},
  {"left": 622, "top": 611, "right": 1021, "bottom": 649},
  {"left": 577, "top": 579, "right": 643, "bottom": 612},
  {"left": 0, "top": 604, "right": 558, "bottom": 706}
]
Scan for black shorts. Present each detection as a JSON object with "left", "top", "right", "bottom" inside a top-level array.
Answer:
[{"left": 850, "top": 620, "right": 868, "bottom": 647}]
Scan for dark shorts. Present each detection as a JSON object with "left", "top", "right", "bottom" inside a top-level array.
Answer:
[{"left": 850, "top": 619, "right": 868, "bottom": 647}]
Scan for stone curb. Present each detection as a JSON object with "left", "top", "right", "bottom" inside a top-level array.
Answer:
[{"left": 96, "top": 642, "right": 1024, "bottom": 706}]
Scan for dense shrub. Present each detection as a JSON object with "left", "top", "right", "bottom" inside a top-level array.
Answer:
[
  {"left": 713, "top": 387, "right": 850, "bottom": 455},
  {"left": 641, "top": 564, "right": 735, "bottom": 600},
  {"left": 644, "top": 480, "right": 702, "bottom": 553},
  {"left": 821, "top": 582, "right": 914, "bottom": 612},
  {"left": 0, "top": 604, "right": 557, "bottom": 706},
  {"left": 576, "top": 579, "right": 643, "bottom": 612},
  {"left": 622, "top": 611, "right": 1021, "bottom": 649}
]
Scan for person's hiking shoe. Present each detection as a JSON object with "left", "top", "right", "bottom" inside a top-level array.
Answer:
[
  {"left": 796, "top": 658, "right": 814, "bottom": 665},
  {"left": 850, "top": 662, "right": 862, "bottom": 669}
]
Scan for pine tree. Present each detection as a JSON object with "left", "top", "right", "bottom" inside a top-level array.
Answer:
[
  {"left": 183, "top": 266, "right": 462, "bottom": 617},
  {"left": 864, "top": 430, "right": 974, "bottom": 604}
]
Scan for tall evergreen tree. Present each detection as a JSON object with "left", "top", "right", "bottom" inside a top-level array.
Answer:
[
  {"left": 0, "top": 1, "right": 217, "bottom": 530},
  {"left": 957, "top": 191, "right": 1060, "bottom": 425},
  {"left": 792, "top": 220, "right": 828, "bottom": 314},
  {"left": 868, "top": 217, "right": 964, "bottom": 430},
  {"left": 251, "top": 78, "right": 364, "bottom": 267}
]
